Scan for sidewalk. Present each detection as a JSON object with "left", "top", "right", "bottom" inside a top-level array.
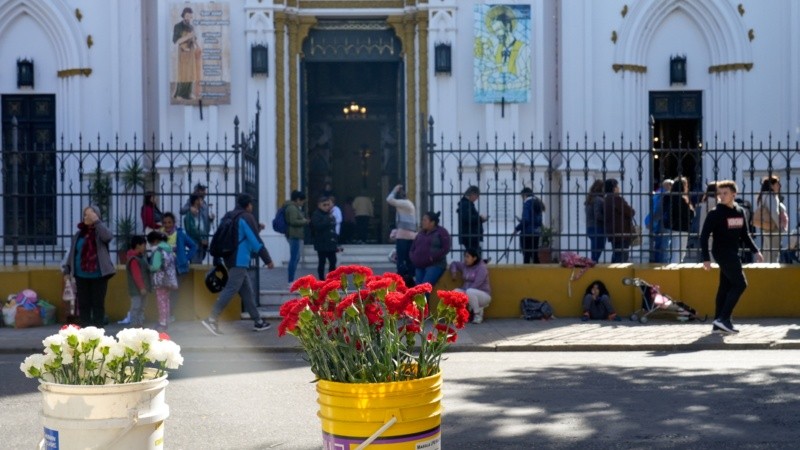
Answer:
[{"left": 2, "top": 317, "right": 799, "bottom": 355}]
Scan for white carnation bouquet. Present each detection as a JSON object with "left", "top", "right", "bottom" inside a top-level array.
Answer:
[{"left": 20, "top": 325, "right": 183, "bottom": 385}]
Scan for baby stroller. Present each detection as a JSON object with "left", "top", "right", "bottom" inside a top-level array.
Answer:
[{"left": 622, "top": 277, "right": 707, "bottom": 323}]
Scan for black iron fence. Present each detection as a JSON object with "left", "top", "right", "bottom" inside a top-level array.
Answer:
[
  {"left": 0, "top": 117, "right": 256, "bottom": 265},
  {"left": 422, "top": 117, "right": 800, "bottom": 265}
]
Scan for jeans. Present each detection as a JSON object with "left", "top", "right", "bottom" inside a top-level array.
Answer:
[
  {"left": 651, "top": 232, "right": 672, "bottom": 263},
  {"left": 415, "top": 265, "right": 445, "bottom": 287},
  {"left": 210, "top": 267, "right": 262, "bottom": 324},
  {"left": 520, "top": 234, "right": 540, "bottom": 264},
  {"left": 287, "top": 237, "right": 301, "bottom": 282},
  {"left": 586, "top": 226, "right": 605, "bottom": 262}
]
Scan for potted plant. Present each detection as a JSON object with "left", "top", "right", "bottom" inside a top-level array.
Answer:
[
  {"left": 116, "top": 160, "right": 147, "bottom": 263},
  {"left": 279, "top": 265, "right": 469, "bottom": 448},
  {"left": 538, "top": 226, "right": 555, "bottom": 263},
  {"left": 20, "top": 325, "right": 183, "bottom": 449}
]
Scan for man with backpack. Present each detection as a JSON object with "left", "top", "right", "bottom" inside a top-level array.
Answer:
[{"left": 202, "top": 194, "right": 273, "bottom": 335}]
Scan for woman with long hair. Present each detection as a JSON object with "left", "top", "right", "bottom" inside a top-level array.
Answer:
[
  {"left": 581, "top": 280, "right": 619, "bottom": 321},
  {"left": 141, "top": 191, "right": 163, "bottom": 233},
  {"left": 755, "top": 175, "right": 788, "bottom": 262},
  {"left": 584, "top": 179, "right": 606, "bottom": 262},
  {"left": 602, "top": 178, "right": 636, "bottom": 263},
  {"left": 664, "top": 176, "right": 695, "bottom": 263},
  {"left": 449, "top": 247, "right": 491, "bottom": 323}
]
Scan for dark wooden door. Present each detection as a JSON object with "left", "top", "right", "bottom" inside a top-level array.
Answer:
[{"left": 1, "top": 95, "right": 57, "bottom": 245}]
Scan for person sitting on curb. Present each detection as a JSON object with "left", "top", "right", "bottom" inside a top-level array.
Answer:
[
  {"left": 581, "top": 280, "right": 620, "bottom": 321},
  {"left": 449, "top": 247, "right": 492, "bottom": 324}
]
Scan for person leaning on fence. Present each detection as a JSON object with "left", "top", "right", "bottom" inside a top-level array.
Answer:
[
  {"left": 514, "top": 187, "right": 546, "bottom": 264},
  {"left": 581, "top": 280, "right": 619, "bottom": 321},
  {"left": 201, "top": 194, "right": 274, "bottom": 336},
  {"left": 700, "top": 180, "right": 763, "bottom": 334},
  {"left": 410, "top": 211, "right": 451, "bottom": 287},
  {"left": 457, "top": 185, "right": 487, "bottom": 252},
  {"left": 584, "top": 180, "right": 606, "bottom": 263},
  {"left": 141, "top": 191, "right": 163, "bottom": 233},
  {"left": 602, "top": 178, "right": 636, "bottom": 263},
  {"left": 755, "top": 175, "right": 789, "bottom": 263},
  {"left": 449, "top": 247, "right": 491, "bottom": 324},
  {"left": 646, "top": 179, "right": 674, "bottom": 263},
  {"left": 125, "top": 235, "right": 151, "bottom": 328},
  {"left": 63, "top": 205, "right": 116, "bottom": 327},
  {"left": 664, "top": 176, "right": 695, "bottom": 263},
  {"left": 183, "top": 194, "right": 209, "bottom": 263}
]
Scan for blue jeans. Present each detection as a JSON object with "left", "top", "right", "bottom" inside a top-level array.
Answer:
[
  {"left": 415, "top": 265, "right": 445, "bottom": 287},
  {"left": 586, "top": 226, "right": 605, "bottom": 262},
  {"left": 287, "top": 237, "right": 301, "bottom": 282},
  {"left": 210, "top": 267, "right": 261, "bottom": 324},
  {"left": 651, "top": 232, "right": 672, "bottom": 263}
]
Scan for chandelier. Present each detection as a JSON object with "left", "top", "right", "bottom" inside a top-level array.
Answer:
[{"left": 343, "top": 101, "right": 367, "bottom": 119}]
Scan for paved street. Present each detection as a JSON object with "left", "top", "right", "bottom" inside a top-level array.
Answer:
[{"left": 3, "top": 351, "right": 800, "bottom": 449}]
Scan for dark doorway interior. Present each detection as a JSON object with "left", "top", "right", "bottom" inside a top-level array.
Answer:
[
  {"left": 650, "top": 91, "right": 703, "bottom": 193},
  {"left": 304, "top": 61, "right": 403, "bottom": 244},
  {"left": 1, "top": 95, "right": 56, "bottom": 245}
]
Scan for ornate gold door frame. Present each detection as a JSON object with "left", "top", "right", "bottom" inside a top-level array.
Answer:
[{"left": 274, "top": 9, "right": 428, "bottom": 205}]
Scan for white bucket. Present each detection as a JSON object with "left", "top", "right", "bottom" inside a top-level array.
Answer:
[{"left": 38, "top": 374, "right": 170, "bottom": 450}]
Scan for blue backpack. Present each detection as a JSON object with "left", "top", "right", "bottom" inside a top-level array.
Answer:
[{"left": 271, "top": 205, "right": 289, "bottom": 235}]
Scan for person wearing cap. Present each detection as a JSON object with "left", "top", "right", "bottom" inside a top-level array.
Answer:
[
  {"left": 201, "top": 193, "right": 274, "bottom": 335},
  {"left": 514, "top": 187, "right": 545, "bottom": 263}
]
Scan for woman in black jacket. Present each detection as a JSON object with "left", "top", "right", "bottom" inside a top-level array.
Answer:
[{"left": 311, "top": 196, "right": 338, "bottom": 279}]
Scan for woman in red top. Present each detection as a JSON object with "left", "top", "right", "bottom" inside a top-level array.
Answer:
[{"left": 141, "top": 191, "right": 163, "bottom": 233}]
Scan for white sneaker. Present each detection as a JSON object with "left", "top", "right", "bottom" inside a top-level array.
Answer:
[
  {"left": 472, "top": 313, "right": 484, "bottom": 324},
  {"left": 117, "top": 313, "right": 131, "bottom": 325}
]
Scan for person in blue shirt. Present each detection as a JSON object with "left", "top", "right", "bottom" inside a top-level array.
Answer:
[{"left": 202, "top": 194, "right": 274, "bottom": 335}]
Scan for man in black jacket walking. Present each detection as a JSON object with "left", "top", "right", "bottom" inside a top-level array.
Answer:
[{"left": 700, "top": 180, "right": 763, "bottom": 334}]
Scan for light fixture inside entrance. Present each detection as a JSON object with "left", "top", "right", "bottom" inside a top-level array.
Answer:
[{"left": 343, "top": 102, "right": 367, "bottom": 119}]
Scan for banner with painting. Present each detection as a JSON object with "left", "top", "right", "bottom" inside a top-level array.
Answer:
[
  {"left": 473, "top": 4, "right": 532, "bottom": 103},
  {"left": 170, "top": 3, "right": 230, "bottom": 105}
]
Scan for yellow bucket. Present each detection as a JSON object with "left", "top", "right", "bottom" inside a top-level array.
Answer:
[{"left": 317, "top": 373, "right": 443, "bottom": 449}]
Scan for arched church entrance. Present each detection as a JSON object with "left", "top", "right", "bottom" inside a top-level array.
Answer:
[{"left": 301, "top": 21, "right": 404, "bottom": 244}]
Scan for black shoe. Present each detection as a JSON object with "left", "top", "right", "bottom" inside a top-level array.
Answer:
[{"left": 253, "top": 320, "right": 272, "bottom": 332}]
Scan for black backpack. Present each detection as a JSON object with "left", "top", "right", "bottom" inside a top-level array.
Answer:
[
  {"left": 209, "top": 211, "right": 245, "bottom": 258},
  {"left": 520, "top": 298, "right": 554, "bottom": 320}
]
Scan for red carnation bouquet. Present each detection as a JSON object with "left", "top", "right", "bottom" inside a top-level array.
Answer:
[{"left": 279, "top": 265, "right": 469, "bottom": 383}]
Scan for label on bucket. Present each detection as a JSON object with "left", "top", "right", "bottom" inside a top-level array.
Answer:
[
  {"left": 323, "top": 427, "right": 440, "bottom": 450},
  {"left": 43, "top": 427, "right": 59, "bottom": 449}
]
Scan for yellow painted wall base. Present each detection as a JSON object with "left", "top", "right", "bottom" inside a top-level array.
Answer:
[
  {"left": 437, "top": 263, "right": 800, "bottom": 319},
  {"left": 0, "top": 266, "right": 240, "bottom": 323},
  {"left": 1, "top": 264, "right": 799, "bottom": 324}
]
